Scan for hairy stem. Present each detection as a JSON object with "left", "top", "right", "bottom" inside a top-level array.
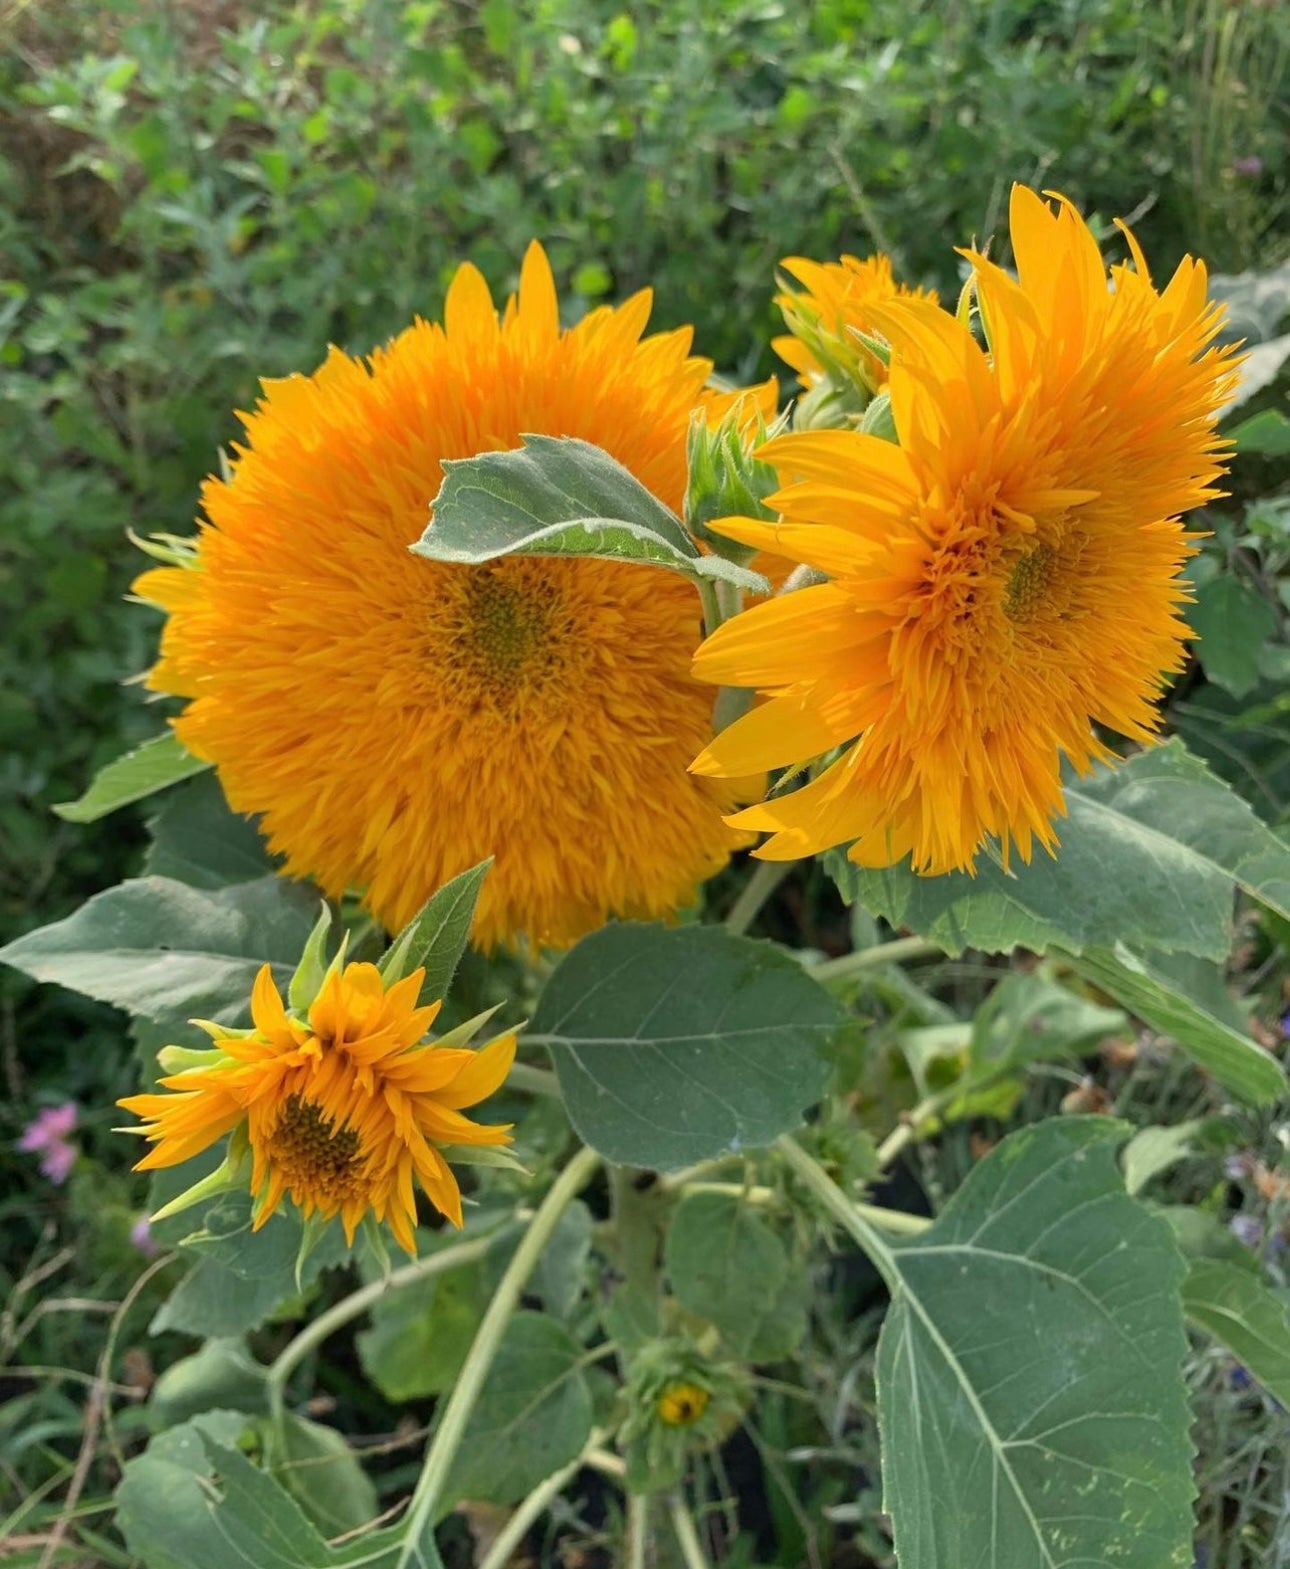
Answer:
[
  {"left": 668, "top": 1493, "right": 713, "bottom": 1569},
  {"left": 266, "top": 1227, "right": 513, "bottom": 1423},
  {"left": 811, "top": 935, "right": 942, "bottom": 984},
  {"left": 393, "top": 1146, "right": 601, "bottom": 1567},
  {"left": 724, "top": 859, "right": 795, "bottom": 937}
]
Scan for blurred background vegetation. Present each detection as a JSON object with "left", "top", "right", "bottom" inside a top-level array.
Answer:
[{"left": 1, "top": 1, "right": 1289, "bottom": 1563}]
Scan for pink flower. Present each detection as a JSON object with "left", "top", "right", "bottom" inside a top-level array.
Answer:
[
  {"left": 130, "top": 1215, "right": 159, "bottom": 1257},
  {"left": 18, "top": 1101, "right": 79, "bottom": 1185}
]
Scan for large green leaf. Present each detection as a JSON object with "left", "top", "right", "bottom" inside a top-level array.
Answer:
[
  {"left": 53, "top": 730, "right": 210, "bottom": 822},
  {"left": 144, "top": 773, "right": 276, "bottom": 889},
  {"left": 440, "top": 1311, "right": 594, "bottom": 1510},
  {"left": 664, "top": 1190, "right": 807, "bottom": 1360},
  {"left": 834, "top": 741, "right": 1290, "bottom": 960},
  {"left": 1182, "top": 1258, "right": 1290, "bottom": 1407},
  {"left": 1070, "top": 945, "right": 1286, "bottom": 1105},
  {"left": 532, "top": 923, "right": 843, "bottom": 1169},
  {"left": 868, "top": 1118, "right": 1194, "bottom": 1569},
  {"left": 0, "top": 874, "right": 317, "bottom": 1027},
  {"left": 151, "top": 1195, "right": 349, "bottom": 1338},
  {"left": 413, "top": 434, "right": 767, "bottom": 593},
  {"left": 117, "top": 1426, "right": 441, "bottom": 1569}
]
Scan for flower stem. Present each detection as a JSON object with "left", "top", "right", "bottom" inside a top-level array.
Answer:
[
  {"left": 507, "top": 1060, "right": 562, "bottom": 1098},
  {"left": 682, "top": 1180, "right": 930, "bottom": 1234},
  {"left": 475, "top": 1430, "right": 610, "bottom": 1569},
  {"left": 668, "top": 1493, "right": 713, "bottom": 1569},
  {"left": 266, "top": 1227, "right": 512, "bottom": 1424},
  {"left": 393, "top": 1144, "right": 601, "bottom": 1568},
  {"left": 810, "top": 935, "right": 942, "bottom": 984},
  {"left": 775, "top": 1135, "right": 901, "bottom": 1292},
  {"left": 724, "top": 859, "right": 795, "bottom": 937}
]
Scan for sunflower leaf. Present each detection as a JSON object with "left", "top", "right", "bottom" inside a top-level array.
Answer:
[
  {"left": 379, "top": 858, "right": 491, "bottom": 1002},
  {"left": 53, "top": 731, "right": 210, "bottom": 823},
  {"left": 0, "top": 874, "right": 319, "bottom": 1027},
  {"left": 832, "top": 740, "right": 1290, "bottom": 962},
  {"left": 439, "top": 1311, "right": 594, "bottom": 1510},
  {"left": 416, "top": 434, "right": 768, "bottom": 594},
  {"left": 531, "top": 922, "right": 843, "bottom": 1169},
  {"left": 867, "top": 1118, "right": 1194, "bottom": 1569},
  {"left": 1182, "top": 1258, "right": 1290, "bottom": 1407},
  {"left": 1067, "top": 944, "right": 1286, "bottom": 1105}
]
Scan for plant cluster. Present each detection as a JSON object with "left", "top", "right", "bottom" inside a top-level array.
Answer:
[{"left": 4, "top": 172, "right": 1290, "bottom": 1567}]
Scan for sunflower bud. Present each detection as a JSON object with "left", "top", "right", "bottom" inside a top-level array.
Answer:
[
  {"left": 621, "top": 1337, "right": 748, "bottom": 1493},
  {"left": 685, "top": 402, "right": 784, "bottom": 557}
]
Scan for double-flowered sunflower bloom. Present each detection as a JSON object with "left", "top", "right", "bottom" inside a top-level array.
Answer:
[
  {"left": 119, "top": 961, "right": 514, "bottom": 1253},
  {"left": 693, "top": 186, "right": 1242, "bottom": 875},
  {"left": 774, "top": 251, "right": 937, "bottom": 399},
  {"left": 136, "top": 244, "right": 768, "bottom": 949}
]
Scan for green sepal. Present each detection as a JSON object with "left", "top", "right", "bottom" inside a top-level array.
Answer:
[
  {"left": 859, "top": 390, "right": 897, "bottom": 443},
  {"left": 128, "top": 527, "right": 202, "bottom": 569},
  {"left": 378, "top": 858, "right": 492, "bottom": 999},
  {"left": 439, "top": 1144, "right": 531, "bottom": 1175},
  {"left": 288, "top": 902, "right": 335, "bottom": 1013},
  {"left": 156, "top": 1043, "right": 236, "bottom": 1075},
  {"left": 431, "top": 1004, "right": 508, "bottom": 1051},
  {"left": 358, "top": 1212, "right": 393, "bottom": 1282},
  {"left": 149, "top": 1151, "right": 242, "bottom": 1225},
  {"left": 294, "top": 1211, "right": 342, "bottom": 1292}
]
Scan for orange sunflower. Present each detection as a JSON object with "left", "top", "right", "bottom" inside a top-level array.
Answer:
[
  {"left": 774, "top": 252, "right": 937, "bottom": 397},
  {"left": 119, "top": 961, "right": 514, "bottom": 1251},
  {"left": 692, "top": 186, "right": 1242, "bottom": 875},
  {"left": 136, "top": 244, "right": 772, "bottom": 949}
]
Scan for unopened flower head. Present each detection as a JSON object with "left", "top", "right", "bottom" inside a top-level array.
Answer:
[
  {"left": 118, "top": 960, "right": 515, "bottom": 1254},
  {"left": 693, "top": 186, "right": 1241, "bottom": 876},
  {"left": 774, "top": 251, "right": 937, "bottom": 403},
  {"left": 134, "top": 243, "right": 773, "bottom": 950}
]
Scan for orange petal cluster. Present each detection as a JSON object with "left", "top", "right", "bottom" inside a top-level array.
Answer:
[
  {"left": 119, "top": 961, "right": 514, "bottom": 1252},
  {"left": 694, "top": 187, "right": 1242, "bottom": 875}
]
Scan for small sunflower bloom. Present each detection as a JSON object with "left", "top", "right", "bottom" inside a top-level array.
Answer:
[
  {"left": 656, "top": 1382, "right": 711, "bottom": 1427},
  {"left": 135, "top": 243, "right": 773, "bottom": 950},
  {"left": 693, "top": 186, "right": 1242, "bottom": 876},
  {"left": 118, "top": 961, "right": 515, "bottom": 1254},
  {"left": 774, "top": 251, "right": 937, "bottom": 401}
]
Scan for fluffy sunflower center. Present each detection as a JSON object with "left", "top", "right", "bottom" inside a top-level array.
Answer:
[
  {"left": 1003, "top": 542, "right": 1059, "bottom": 621},
  {"left": 448, "top": 564, "right": 569, "bottom": 708},
  {"left": 266, "top": 1094, "right": 364, "bottom": 1204}
]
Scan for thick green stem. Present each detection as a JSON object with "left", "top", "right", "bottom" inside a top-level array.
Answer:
[
  {"left": 393, "top": 1146, "right": 601, "bottom": 1567},
  {"left": 776, "top": 1135, "right": 902, "bottom": 1290},
  {"left": 610, "top": 1166, "right": 669, "bottom": 1302},
  {"left": 724, "top": 859, "right": 795, "bottom": 937},
  {"left": 668, "top": 1493, "right": 713, "bottom": 1569},
  {"left": 811, "top": 935, "right": 942, "bottom": 984}
]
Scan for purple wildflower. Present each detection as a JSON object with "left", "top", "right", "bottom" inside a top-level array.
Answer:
[{"left": 17, "top": 1102, "right": 79, "bottom": 1185}]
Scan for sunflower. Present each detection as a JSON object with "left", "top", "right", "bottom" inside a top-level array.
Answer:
[
  {"left": 692, "top": 186, "right": 1242, "bottom": 875},
  {"left": 135, "top": 244, "right": 769, "bottom": 949},
  {"left": 774, "top": 252, "right": 937, "bottom": 397},
  {"left": 119, "top": 961, "right": 514, "bottom": 1252}
]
